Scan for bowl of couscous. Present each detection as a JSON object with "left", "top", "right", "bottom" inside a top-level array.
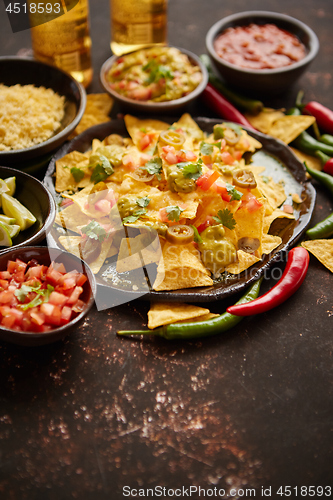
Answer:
[{"left": 0, "top": 57, "right": 86, "bottom": 167}]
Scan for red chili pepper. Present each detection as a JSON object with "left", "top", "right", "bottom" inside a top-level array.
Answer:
[
  {"left": 323, "top": 158, "right": 333, "bottom": 176},
  {"left": 226, "top": 247, "right": 310, "bottom": 316},
  {"left": 303, "top": 101, "right": 333, "bottom": 135},
  {"left": 201, "top": 83, "right": 255, "bottom": 130}
]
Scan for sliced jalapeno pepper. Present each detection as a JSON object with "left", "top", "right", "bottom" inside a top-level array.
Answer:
[
  {"left": 159, "top": 130, "right": 185, "bottom": 149},
  {"left": 233, "top": 169, "right": 257, "bottom": 189},
  {"left": 129, "top": 168, "right": 155, "bottom": 183},
  {"left": 166, "top": 225, "right": 194, "bottom": 244}
]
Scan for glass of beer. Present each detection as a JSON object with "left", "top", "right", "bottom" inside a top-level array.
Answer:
[
  {"left": 110, "top": 0, "right": 168, "bottom": 56},
  {"left": 29, "top": 0, "right": 93, "bottom": 88}
]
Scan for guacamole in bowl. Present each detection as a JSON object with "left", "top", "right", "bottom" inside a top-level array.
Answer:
[{"left": 100, "top": 46, "right": 208, "bottom": 113}]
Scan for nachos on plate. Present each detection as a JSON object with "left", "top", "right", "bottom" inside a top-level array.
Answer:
[{"left": 53, "top": 114, "right": 296, "bottom": 291}]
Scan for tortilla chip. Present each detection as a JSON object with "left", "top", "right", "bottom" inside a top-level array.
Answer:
[
  {"left": 153, "top": 241, "right": 213, "bottom": 291},
  {"left": 124, "top": 115, "right": 169, "bottom": 151},
  {"left": 55, "top": 151, "right": 91, "bottom": 192},
  {"left": 148, "top": 302, "right": 211, "bottom": 329},
  {"left": 55, "top": 203, "right": 91, "bottom": 233},
  {"left": 256, "top": 176, "right": 286, "bottom": 210},
  {"left": 116, "top": 234, "right": 162, "bottom": 273},
  {"left": 58, "top": 235, "right": 113, "bottom": 274},
  {"left": 233, "top": 203, "right": 265, "bottom": 257},
  {"left": 177, "top": 312, "right": 219, "bottom": 323},
  {"left": 172, "top": 113, "right": 205, "bottom": 142},
  {"left": 85, "top": 93, "right": 114, "bottom": 115},
  {"left": 69, "top": 94, "right": 113, "bottom": 138},
  {"left": 263, "top": 209, "right": 295, "bottom": 234},
  {"left": 268, "top": 115, "right": 316, "bottom": 144},
  {"left": 262, "top": 234, "right": 282, "bottom": 254},
  {"left": 301, "top": 240, "right": 333, "bottom": 273},
  {"left": 290, "top": 147, "right": 322, "bottom": 171},
  {"left": 226, "top": 250, "right": 261, "bottom": 274},
  {"left": 245, "top": 108, "right": 285, "bottom": 134}
]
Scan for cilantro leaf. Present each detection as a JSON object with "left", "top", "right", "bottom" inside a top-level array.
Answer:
[
  {"left": 165, "top": 205, "right": 184, "bottom": 222},
  {"left": 123, "top": 208, "right": 147, "bottom": 224},
  {"left": 136, "top": 196, "right": 150, "bottom": 208},
  {"left": 213, "top": 209, "right": 236, "bottom": 230},
  {"left": 16, "top": 284, "right": 55, "bottom": 311},
  {"left": 81, "top": 221, "right": 107, "bottom": 242},
  {"left": 190, "top": 225, "right": 203, "bottom": 244},
  {"left": 70, "top": 166, "right": 85, "bottom": 183},
  {"left": 226, "top": 183, "right": 243, "bottom": 201},
  {"left": 177, "top": 159, "right": 203, "bottom": 180},
  {"left": 15, "top": 284, "right": 41, "bottom": 303},
  {"left": 143, "top": 157, "right": 162, "bottom": 180},
  {"left": 200, "top": 142, "right": 214, "bottom": 157},
  {"left": 144, "top": 60, "right": 174, "bottom": 84},
  {"left": 90, "top": 155, "right": 114, "bottom": 184}
]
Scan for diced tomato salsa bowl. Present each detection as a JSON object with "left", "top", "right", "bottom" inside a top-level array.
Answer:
[{"left": 0, "top": 246, "right": 96, "bottom": 346}]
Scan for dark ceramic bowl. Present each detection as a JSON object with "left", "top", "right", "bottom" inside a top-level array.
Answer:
[
  {"left": 100, "top": 47, "right": 208, "bottom": 113},
  {"left": 0, "top": 246, "right": 96, "bottom": 346},
  {"left": 0, "top": 166, "right": 56, "bottom": 253},
  {"left": 0, "top": 57, "right": 86, "bottom": 166},
  {"left": 206, "top": 11, "right": 319, "bottom": 95}
]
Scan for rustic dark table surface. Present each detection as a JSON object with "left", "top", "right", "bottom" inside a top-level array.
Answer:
[{"left": 0, "top": 1, "right": 332, "bottom": 499}]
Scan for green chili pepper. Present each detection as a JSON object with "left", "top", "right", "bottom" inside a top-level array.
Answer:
[
  {"left": 287, "top": 107, "right": 333, "bottom": 156},
  {"left": 293, "top": 133, "right": 333, "bottom": 157},
  {"left": 117, "top": 278, "right": 263, "bottom": 340},
  {"left": 306, "top": 212, "right": 333, "bottom": 239},
  {"left": 200, "top": 54, "right": 264, "bottom": 115},
  {"left": 315, "top": 150, "right": 331, "bottom": 165},
  {"left": 304, "top": 162, "right": 333, "bottom": 196},
  {"left": 320, "top": 134, "right": 333, "bottom": 147}
]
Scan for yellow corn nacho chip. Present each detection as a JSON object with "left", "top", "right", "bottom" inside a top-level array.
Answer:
[
  {"left": 245, "top": 108, "right": 285, "bottom": 134},
  {"left": 148, "top": 302, "right": 211, "bottom": 329},
  {"left": 153, "top": 242, "right": 213, "bottom": 291},
  {"left": 267, "top": 115, "right": 316, "bottom": 144},
  {"left": 290, "top": 147, "right": 322, "bottom": 171},
  {"left": 256, "top": 175, "right": 287, "bottom": 211},
  {"left": 226, "top": 249, "right": 261, "bottom": 274},
  {"left": 69, "top": 93, "right": 113, "bottom": 138},
  {"left": 301, "top": 240, "right": 333, "bottom": 273},
  {"left": 124, "top": 115, "right": 169, "bottom": 150},
  {"left": 116, "top": 233, "right": 162, "bottom": 273},
  {"left": 55, "top": 151, "right": 91, "bottom": 192},
  {"left": 262, "top": 234, "right": 282, "bottom": 254},
  {"left": 58, "top": 235, "right": 113, "bottom": 274}
]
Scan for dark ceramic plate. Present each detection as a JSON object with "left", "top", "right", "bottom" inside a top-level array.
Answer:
[
  {"left": 0, "top": 166, "right": 56, "bottom": 253},
  {"left": 45, "top": 118, "right": 316, "bottom": 304},
  {"left": 0, "top": 246, "right": 96, "bottom": 346},
  {"left": 0, "top": 57, "right": 86, "bottom": 166}
]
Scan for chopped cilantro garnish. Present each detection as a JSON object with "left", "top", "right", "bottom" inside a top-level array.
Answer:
[
  {"left": 177, "top": 159, "right": 203, "bottom": 180},
  {"left": 143, "top": 157, "right": 162, "bottom": 180},
  {"left": 165, "top": 205, "right": 184, "bottom": 222},
  {"left": 90, "top": 155, "right": 114, "bottom": 184},
  {"left": 81, "top": 220, "right": 107, "bottom": 242},
  {"left": 15, "top": 284, "right": 55, "bottom": 311},
  {"left": 200, "top": 142, "right": 214, "bottom": 156},
  {"left": 213, "top": 126, "right": 224, "bottom": 140},
  {"left": 70, "top": 166, "right": 85, "bottom": 183},
  {"left": 213, "top": 209, "right": 236, "bottom": 230},
  {"left": 136, "top": 196, "right": 150, "bottom": 208},
  {"left": 261, "top": 175, "right": 270, "bottom": 184},
  {"left": 190, "top": 225, "right": 203, "bottom": 244},
  {"left": 144, "top": 60, "right": 174, "bottom": 84},
  {"left": 123, "top": 208, "right": 147, "bottom": 224},
  {"left": 226, "top": 182, "right": 243, "bottom": 201}
]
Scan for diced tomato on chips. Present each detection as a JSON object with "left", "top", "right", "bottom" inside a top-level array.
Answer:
[{"left": 196, "top": 170, "right": 220, "bottom": 191}]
